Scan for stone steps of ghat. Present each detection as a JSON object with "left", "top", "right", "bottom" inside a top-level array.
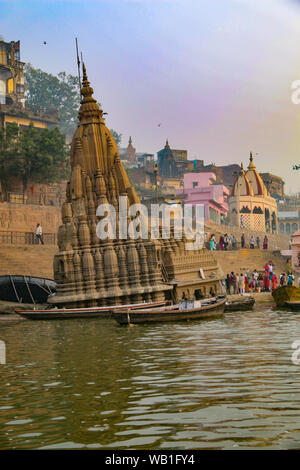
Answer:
[
  {"left": 213, "top": 249, "right": 289, "bottom": 275},
  {"left": 0, "top": 243, "right": 290, "bottom": 283},
  {"left": 0, "top": 245, "right": 56, "bottom": 278}
]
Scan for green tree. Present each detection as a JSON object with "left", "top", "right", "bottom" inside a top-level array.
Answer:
[
  {"left": 0, "top": 122, "right": 19, "bottom": 199},
  {"left": 0, "top": 123, "right": 69, "bottom": 201},
  {"left": 110, "top": 129, "right": 122, "bottom": 147},
  {"left": 24, "top": 64, "right": 80, "bottom": 135},
  {"left": 25, "top": 64, "right": 122, "bottom": 143}
]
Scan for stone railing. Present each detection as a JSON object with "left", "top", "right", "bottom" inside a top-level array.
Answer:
[{"left": 0, "top": 231, "right": 57, "bottom": 245}]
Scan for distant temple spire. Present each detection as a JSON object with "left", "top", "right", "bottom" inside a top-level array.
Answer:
[
  {"left": 248, "top": 151, "right": 256, "bottom": 170},
  {"left": 125, "top": 135, "right": 137, "bottom": 164}
]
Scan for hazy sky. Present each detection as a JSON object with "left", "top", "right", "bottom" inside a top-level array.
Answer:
[{"left": 1, "top": 0, "right": 300, "bottom": 193}]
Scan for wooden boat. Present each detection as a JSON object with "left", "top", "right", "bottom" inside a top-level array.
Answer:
[
  {"left": 15, "top": 300, "right": 167, "bottom": 320},
  {"left": 272, "top": 286, "right": 300, "bottom": 308},
  {"left": 224, "top": 296, "right": 255, "bottom": 312},
  {"left": 284, "top": 301, "right": 300, "bottom": 311},
  {"left": 111, "top": 296, "right": 227, "bottom": 325}
]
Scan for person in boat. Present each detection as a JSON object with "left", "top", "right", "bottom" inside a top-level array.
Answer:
[
  {"left": 287, "top": 274, "right": 295, "bottom": 286},
  {"left": 263, "top": 236, "right": 268, "bottom": 250},
  {"left": 279, "top": 273, "right": 285, "bottom": 287}
]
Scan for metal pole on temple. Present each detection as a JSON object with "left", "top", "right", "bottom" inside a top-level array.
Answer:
[
  {"left": 154, "top": 162, "right": 158, "bottom": 203},
  {"left": 75, "top": 37, "right": 81, "bottom": 96}
]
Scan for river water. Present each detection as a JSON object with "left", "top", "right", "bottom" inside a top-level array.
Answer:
[{"left": 1, "top": 306, "right": 300, "bottom": 450}]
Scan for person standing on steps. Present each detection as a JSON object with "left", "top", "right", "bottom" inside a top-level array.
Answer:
[
  {"left": 241, "top": 233, "right": 245, "bottom": 248},
  {"left": 225, "top": 274, "right": 231, "bottom": 295},
  {"left": 239, "top": 273, "right": 245, "bottom": 294},
  {"left": 35, "top": 223, "right": 44, "bottom": 245},
  {"left": 256, "top": 236, "right": 260, "bottom": 249}
]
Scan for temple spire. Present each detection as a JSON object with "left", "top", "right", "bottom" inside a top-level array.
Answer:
[
  {"left": 248, "top": 151, "right": 256, "bottom": 169},
  {"left": 78, "top": 62, "right": 103, "bottom": 123}
]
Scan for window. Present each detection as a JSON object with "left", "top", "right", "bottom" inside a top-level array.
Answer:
[{"left": 240, "top": 206, "right": 251, "bottom": 213}]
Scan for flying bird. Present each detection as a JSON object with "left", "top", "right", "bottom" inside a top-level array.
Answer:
[{"left": 43, "top": 41, "right": 47, "bottom": 45}]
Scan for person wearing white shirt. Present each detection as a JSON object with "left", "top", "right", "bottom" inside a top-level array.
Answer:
[{"left": 35, "top": 223, "right": 44, "bottom": 245}]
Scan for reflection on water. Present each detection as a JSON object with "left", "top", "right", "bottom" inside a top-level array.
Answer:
[{"left": 1, "top": 307, "right": 300, "bottom": 449}]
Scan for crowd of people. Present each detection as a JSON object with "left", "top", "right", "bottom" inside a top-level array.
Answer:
[
  {"left": 207, "top": 233, "right": 269, "bottom": 251},
  {"left": 224, "top": 261, "right": 296, "bottom": 295}
]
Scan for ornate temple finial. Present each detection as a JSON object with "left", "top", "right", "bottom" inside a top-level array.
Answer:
[
  {"left": 81, "top": 62, "right": 93, "bottom": 98},
  {"left": 248, "top": 151, "right": 256, "bottom": 169},
  {"left": 129, "top": 136, "right": 132, "bottom": 145},
  {"left": 78, "top": 62, "right": 103, "bottom": 123},
  {"left": 165, "top": 139, "right": 170, "bottom": 148},
  {"left": 82, "top": 62, "right": 88, "bottom": 85},
  {"left": 239, "top": 162, "right": 244, "bottom": 174}
]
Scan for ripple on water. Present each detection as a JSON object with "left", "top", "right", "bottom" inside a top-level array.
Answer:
[{"left": 1, "top": 309, "right": 300, "bottom": 449}]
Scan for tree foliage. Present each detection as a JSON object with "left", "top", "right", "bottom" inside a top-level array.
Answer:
[
  {"left": 110, "top": 129, "right": 122, "bottom": 147},
  {"left": 0, "top": 123, "right": 69, "bottom": 197},
  {"left": 24, "top": 64, "right": 80, "bottom": 135},
  {"left": 24, "top": 64, "right": 122, "bottom": 143}
]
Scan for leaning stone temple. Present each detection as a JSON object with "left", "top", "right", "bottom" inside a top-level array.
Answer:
[{"left": 50, "top": 65, "right": 223, "bottom": 308}]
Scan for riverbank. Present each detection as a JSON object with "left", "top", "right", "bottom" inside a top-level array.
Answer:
[
  {"left": 0, "top": 300, "right": 47, "bottom": 320},
  {"left": 227, "top": 291, "right": 273, "bottom": 305},
  {"left": 0, "top": 292, "right": 275, "bottom": 321}
]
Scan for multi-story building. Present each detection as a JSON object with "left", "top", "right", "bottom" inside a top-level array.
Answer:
[{"left": 0, "top": 37, "right": 58, "bottom": 131}]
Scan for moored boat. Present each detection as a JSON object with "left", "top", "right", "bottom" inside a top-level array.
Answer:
[
  {"left": 111, "top": 296, "right": 227, "bottom": 325},
  {"left": 272, "top": 286, "right": 300, "bottom": 308},
  {"left": 15, "top": 300, "right": 167, "bottom": 320},
  {"left": 0, "top": 275, "right": 56, "bottom": 304},
  {"left": 224, "top": 296, "right": 255, "bottom": 312},
  {"left": 284, "top": 301, "right": 300, "bottom": 311}
]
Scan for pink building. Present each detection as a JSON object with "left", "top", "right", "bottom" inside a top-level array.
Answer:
[{"left": 176, "top": 172, "right": 229, "bottom": 223}]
